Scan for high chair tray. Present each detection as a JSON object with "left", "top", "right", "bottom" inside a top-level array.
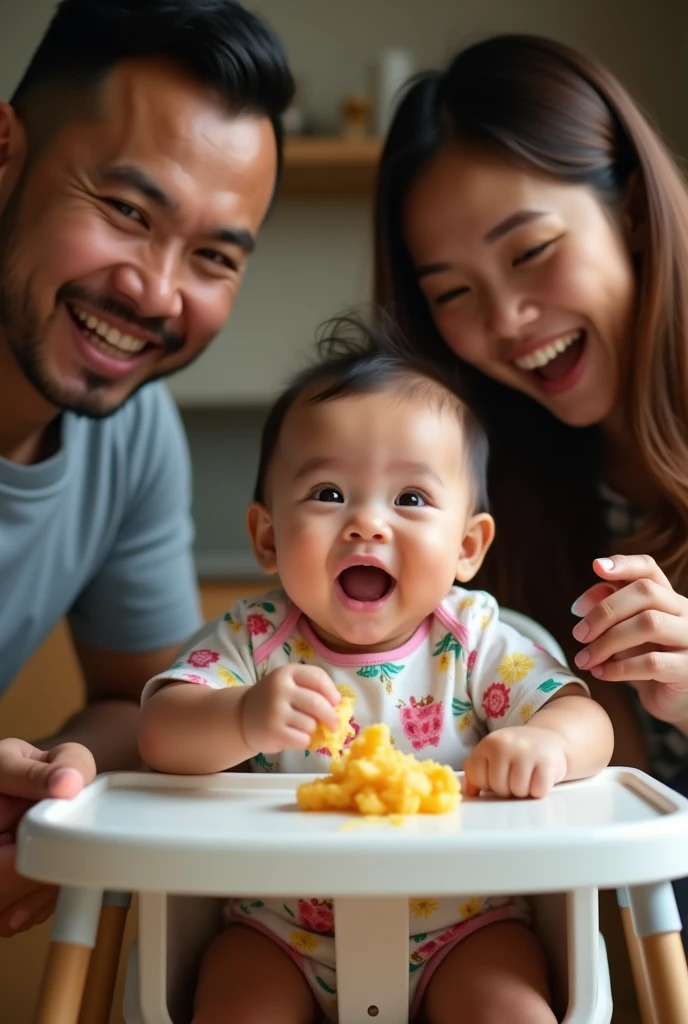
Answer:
[{"left": 17, "top": 767, "right": 688, "bottom": 897}]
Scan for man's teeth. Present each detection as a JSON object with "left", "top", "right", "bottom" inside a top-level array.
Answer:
[
  {"left": 515, "top": 331, "right": 581, "bottom": 371},
  {"left": 71, "top": 305, "right": 147, "bottom": 356}
]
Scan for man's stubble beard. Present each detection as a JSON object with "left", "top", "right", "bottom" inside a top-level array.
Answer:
[{"left": 0, "top": 178, "right": 202, "bottom": 420}]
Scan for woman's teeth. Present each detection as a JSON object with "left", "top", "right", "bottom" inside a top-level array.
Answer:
[
  {"left": 71, "top": 305, "right": 148, "bottom": 359},
  {"left": 515, "top": 331, "right": 581, "bottom": 371}
]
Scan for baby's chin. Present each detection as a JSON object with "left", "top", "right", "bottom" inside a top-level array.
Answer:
[{"left": 306, "top": 615, "right": 417, "bottom": 655}]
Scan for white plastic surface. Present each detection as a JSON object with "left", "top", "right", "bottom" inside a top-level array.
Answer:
[{"left": 16, "top": 767, "right": 688, "bottom": 897}]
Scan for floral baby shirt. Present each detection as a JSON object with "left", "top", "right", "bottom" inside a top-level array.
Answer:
[{"left": 142, "top": 585, "right": 585, "bottom": 771}]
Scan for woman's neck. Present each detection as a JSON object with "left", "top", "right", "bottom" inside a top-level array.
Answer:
[{"left": 601, "top": 413, "right": 659, "bottom": 509}]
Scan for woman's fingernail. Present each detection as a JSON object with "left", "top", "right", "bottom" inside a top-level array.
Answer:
[
  {"left": 596, "top": 557, "right": 615, "bottom": 572},
  {"left": 9, "top": 908, "right": 30, "bottom": 931},
  {"left": 572, "top": 621, "right": 590, "bottom": 642},
  {"left": 575, "top": 649, "right": 590, "bottom": 669},
  {"left": 570, "top": 597, "right": 585, "bottom": 617},
  {"left": 590, "top": 666, "right": 605, "bottom": 679}
]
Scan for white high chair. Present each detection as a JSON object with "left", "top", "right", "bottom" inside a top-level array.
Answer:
[{"left": 16, "top": 613, "right": 688, "bottom": 1024}]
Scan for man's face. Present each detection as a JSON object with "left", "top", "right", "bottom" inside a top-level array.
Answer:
[{"left": 0, "top": 59, "right": 277, "bottom": 418}]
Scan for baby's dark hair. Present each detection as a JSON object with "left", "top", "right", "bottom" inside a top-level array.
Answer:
[{"left": 253, "top": 314, "right": 490, "bottom": 512}]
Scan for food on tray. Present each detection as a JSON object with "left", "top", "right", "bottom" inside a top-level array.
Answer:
[{"left": 297, "top": 723, "right": 461, "bottom": 815}]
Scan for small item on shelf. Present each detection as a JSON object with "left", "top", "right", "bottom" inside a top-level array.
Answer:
[
  {"left": 282, "top": 80, "right": 306, "bottom": 136},
  {"left": 373, "top": 48, "right": 414, "bottom": 135},
  {"left": 340, "top": 93, "right": 372, "bottom": 139},
  {"left": 297, "top": 723, "right": 461, "bottom": 816}
]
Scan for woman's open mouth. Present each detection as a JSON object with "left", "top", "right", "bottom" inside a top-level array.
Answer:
[
  {"left": 514, "top": 330, "right": 587, "bottom": 394},
  {"left": 336, "top": 565, "right": 396, "bottom": 608}
]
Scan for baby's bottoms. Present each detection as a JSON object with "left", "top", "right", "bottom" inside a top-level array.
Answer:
[{"left": 227, "top": 894, "right": 530, "bottom": 1020}]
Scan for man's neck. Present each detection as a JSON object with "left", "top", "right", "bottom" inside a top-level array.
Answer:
[{"left": 0, "top": 337, "right": 62, "bottom": 465}]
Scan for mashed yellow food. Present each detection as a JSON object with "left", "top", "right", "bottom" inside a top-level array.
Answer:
[
  {"left": 298, "top": 723, "right": 461, "bottom": 816},
  {"left": 308, "top": 692, "right": 356, "bottom": 755}
]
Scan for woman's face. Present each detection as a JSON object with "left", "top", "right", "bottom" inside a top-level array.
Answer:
[{"left": 403, "top": 145, "right": 637, "bottom": 428}]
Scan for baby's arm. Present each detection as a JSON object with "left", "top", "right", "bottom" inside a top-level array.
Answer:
[
  {"left": 523, "top": 686, "right": 614, "bottom": 779},
  {"left": 464, "top": 685, "right": 613, "bottom": 798},
  {"left": 139, "top": 681, "right": 250, "bottom": 774},
  {"left": 139, "top": 664, "right": 342, "bottom": 775}
]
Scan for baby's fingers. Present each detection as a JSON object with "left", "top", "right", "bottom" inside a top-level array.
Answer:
[{"left": 291, "top": 688, "right": 340, "bottom": 732}]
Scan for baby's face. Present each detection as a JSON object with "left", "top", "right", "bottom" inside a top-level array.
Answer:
[{"left": 263, "top": 386, "right": 484, "bottom": 652}]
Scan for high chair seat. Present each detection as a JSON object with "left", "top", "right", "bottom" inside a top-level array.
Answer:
[{"left": 15, "top": 611, "right": 688, "bottom": 1024}]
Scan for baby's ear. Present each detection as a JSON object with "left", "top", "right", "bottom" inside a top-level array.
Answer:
[
  {"left": 246, "top": 502, "right": 278, "bottom": 575},
  {"left": 455, "top": 513, "right": 495, "bottom": 583}
]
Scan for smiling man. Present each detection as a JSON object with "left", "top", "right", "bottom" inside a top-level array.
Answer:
[{"left": 0, "top": 0, "right": 293, "bottom": 937}]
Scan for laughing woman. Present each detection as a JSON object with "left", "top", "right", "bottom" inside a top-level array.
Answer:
[{"left": 375, "top": 33, "right": 688, "bottom": 942}]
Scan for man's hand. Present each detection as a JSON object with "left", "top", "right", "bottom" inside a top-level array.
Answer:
[{"left": 0, "top": 738, "right": 95, "bottom": 937}]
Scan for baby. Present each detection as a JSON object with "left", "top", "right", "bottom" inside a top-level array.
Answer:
[{"left": 138, "top": 319, "right": 613, "bottom": 1024}]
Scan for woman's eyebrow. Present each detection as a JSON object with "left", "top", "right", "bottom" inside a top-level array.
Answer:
[
  {"left": 483, "top": 209, "right": 548, "bottom": 243},
  {"left": 415, "top": 209, "right": 549, "bottom": 279}
]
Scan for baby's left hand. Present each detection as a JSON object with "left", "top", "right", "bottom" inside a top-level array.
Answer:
[{"left": 463, "top": 727, "right": 568, "bottom": 799}]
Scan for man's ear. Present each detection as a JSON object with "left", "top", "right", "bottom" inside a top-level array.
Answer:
[
  {"left": 0, "top": 104, "right": 27, "bottom": 193},
  {"left": 246, "top": 501, "right": 278, "bottom": 575},
  {"left": 455, "top": 513, "right": 495, "bottom": 583}
]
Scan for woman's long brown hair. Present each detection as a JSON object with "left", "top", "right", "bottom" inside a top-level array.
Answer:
[{"left": 374, "top": 34, "right": 688, "bottom": 660}]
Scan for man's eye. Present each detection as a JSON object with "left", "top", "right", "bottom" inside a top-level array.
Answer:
[
  {"left": 106, "top": 199, "right": 144, "bottom": 224},
  {"left": 311, "top": 486, "right": 344, "bottom": 503},
  {"left": 197, "top": 249, "right": 238, "bottom": 271},
  {"left": 396, "top": 491, "right": 426, "bottom": 507}
]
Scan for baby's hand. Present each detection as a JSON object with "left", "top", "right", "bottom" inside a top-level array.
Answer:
[
  {"left": 241, "top": 665, "right": 341, "bottom": 754},
  {"left": 463, "top": 727, "right": 568, "bottom": 799}
]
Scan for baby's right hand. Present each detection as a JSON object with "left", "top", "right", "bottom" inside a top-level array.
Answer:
[{"left": 241, "top": 665, "right": 341, "bottom": 754}]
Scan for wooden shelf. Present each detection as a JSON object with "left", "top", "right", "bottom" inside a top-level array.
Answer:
[{"left": 281, "top": 135, "right": 383, "bottom": 199}]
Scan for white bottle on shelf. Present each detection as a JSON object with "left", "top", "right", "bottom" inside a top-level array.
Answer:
[{"left": 374, "top": 48, "right": 415, "bottom": 137}]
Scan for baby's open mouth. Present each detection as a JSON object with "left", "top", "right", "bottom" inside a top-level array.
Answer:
[{"left": 337, "top": 566, "right": 394, "bottom": 602}]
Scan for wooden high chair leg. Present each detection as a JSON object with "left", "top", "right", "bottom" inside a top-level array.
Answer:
[
  {"left": 617, "top": 888, "right": 655, "bottom": 1024},
  {"left": 33, "top": 886, "right": 103, "bottom": 1024},
  {"left": 627, "top": 881, "right": 688, "bottom": 1024},
  {"left": 78, "top": 891, "right": 131, "bottom": 1024}
]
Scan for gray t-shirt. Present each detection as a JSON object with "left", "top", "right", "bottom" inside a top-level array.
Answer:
[{"left": 0, "top": 382, "right": 201, "bottom": 696}]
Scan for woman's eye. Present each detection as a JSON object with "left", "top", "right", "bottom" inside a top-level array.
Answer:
[
  {"left": 396, "top": 491, "right": 426, "bottom": 507},
  {"left": 106, "top": 199, "right": 145, "bottom": 224},
  {"left": 311, "top": 486, "right": 344, "bottom": 503},
  {"left": 513, "top": 240, "right": 554, "bottom": 267},
  {"left": 435, "top": 285, "right": 469, "bottom": 306}
]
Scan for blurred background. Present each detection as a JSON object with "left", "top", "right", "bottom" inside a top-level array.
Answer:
[
  {"left": 0, "top": 0, "right": 684, "bottom": 580},
  {"left": 0, "top": 2, "right": 685, "bottom": 1019}
]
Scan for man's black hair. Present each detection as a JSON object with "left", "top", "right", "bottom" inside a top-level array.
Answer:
[
  {"left": 10, "top": 0, "right": 294, "bottom": 178},
  {"left": 254, "top": 313, "right": 490, "bottom": 512}
]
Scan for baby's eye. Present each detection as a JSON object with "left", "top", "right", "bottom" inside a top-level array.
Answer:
[
  {"left": 311, "top": 486, "right": 344, "bottom": 503},
  {"left": 395, "top": 491, "right": 426, "bottom": 507}
]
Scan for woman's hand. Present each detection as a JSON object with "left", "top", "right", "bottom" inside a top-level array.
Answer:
[{"left": 571, "top": 554, "right": 688, "bottom": 729}]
